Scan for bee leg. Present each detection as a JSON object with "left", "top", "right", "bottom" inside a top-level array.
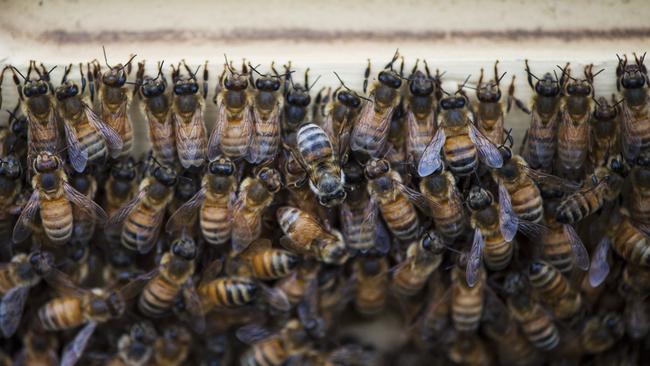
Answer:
[
  {"left": 77, "top": 63, "right": 87, "bottom": 97},
  {"left": 9, "top": 67, "right": 24, "bottom": 101},
  {"left": 399, "top": 56, "right": 405, "bottom": 78},
  {"left": 508, "top": 75, "right": 530, "bottom": 114},
  {"left": 363, "top": 59, "right": 371, "bottom": 94},
  {"left": 524, "top": 59, "right": 535, "bottom": 90},
  {"left": 134, "top": 61, "right": 145, "bottom": 99},
  {"left": 86, "top": 63, "right": 95, "bottom": 103},
  {"left": 203, "top": 61, "right": 209, "bottom": 100},
  {"left": 126, "top": 54, "right": 135, "bottom": 76},
  {"left": 214, "top": 68, "right": 225, "bottom": 105}
]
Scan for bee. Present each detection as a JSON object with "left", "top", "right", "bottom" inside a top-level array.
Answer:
[
  {"left": 0, "top": 154, "right": 23, "bottom": 240},
  {"left": 12, "top": 151, "right": 107, "bottom": 245},
  {"left": 57, "top": 63, "right": 124, "bottom": 173},
  {"left": 231, "top": 167, "right": 282, "bottom": 254},
  {"left": 288, "top": 122, "right": 346, "bottom": 207},
  {"left": 617, "top": 53, "right": 650, "bottom": 161},
  {"left": 277, "top": 206, "right": 348, "bottom": 265},
  {"left": 465, "top": 186, "right": 514, "bottom": 286},
  {"left": 350, "top": 51, "right": 403, "bottom": 159},
  {"left": 365, "top": 158, "right": 423, "bottom": 242},
  {"left": 611, "top": 211, "right": 650, "bottom": 267},
  {"left": 417, "top": 79, "right": 503, "bottom": 177},
  {"left": 152, "top": 325, "right": 192, "bottom": 366},
  {"left": 13, "top": 329, "right": 60, "bottom": 366},
  {"left": 592, "top": 98, "right": 622, "bottom": 172},
  {"left": 198, "top": 273, "right": 289, "bottom": 313},
  {"left": 503, "top": 272, "right": 560, "bottom": 351},
  {"left": 237, "top": 319, "right": 310, "bottom": 366},
  {"left": 580, "top": 312, "right": 624, "bottom": 354},
  {"left": 419, "top": 168, "right": 465, "bottom": 242},
  {"left": 103, "top": 158, "right": 138, "bottom": 247},
  {"left": 0, "top": 251, "right": 58, "bottom": 337},
  {"left": 170, "top": 61, "right": 208, "bottom": 170},
  {"left": 555, "top": 65, "right": 601, "bottom": 181},
  {"left": 92, "top": 49, "right": 137, "bottom": 159},
  {"left": 404, "top": 60, "right": 438, "bottom": 165},
  {"left": 321, "top": 75, "right": 363, "bottom": 157},
  {"left": 107, "top": 162, "right": 178, "bottom": 254},
  {"left": 9, "top": 62, "right": 61, "bottom": 165},
  {"left": 556, "top": 155, "right": 628, "bottom": 225},
  {"left": 528, "top": 260, "right": 582, "bottom": 320},
  {"left": 166, "top": 155, "right": 237, "bottom": 245},
  {"left": 247, "top": 63, "right": 283, "bottom": 164},
  {"left": 138, "top": 237, "right": 198, "bottom": 318},
  {"left": 282, "top": 64, "right": 318, "bottom": 139},
  {"left": 352, "top": 254, "right": 389, "bottom": 315},
  {"left": 137, "top": 61, "right": 178, "bottom": 169},
  {"left": 473, "top": 61, "right": 522, "bottom": 146},
  {"left": 391, "top": 230, "right": 445, "bottom": 297},
  {"left": 235, "top": 238, "right": 300, "bottom": 280},
  {"left": 68, "top": 168, "right": 98, "bottom": 246},
  {"left": 108, "top": 321, "right": 157, "bottom": 366},
  {"left": 451, "top": 257, "right": 485, "bottom": 333},
  {"left": 521, "top": 61, "right": 567, "bottom": 171},
  {"left": 208, "top": 60, "right": 254, "bottom": 161}
]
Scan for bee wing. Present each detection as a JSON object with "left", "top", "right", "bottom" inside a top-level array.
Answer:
[
  {"left": 0, "top": 285, "right": 29, "bottom": 338},
  {"left": 60, "top": 321, "right": 97, "bottom": 366},
  {"left": 43, "top": 268, "right": 87, "bottom": 297},
  {"left": 166, "top": 187, "right": 207, "bottom": 234},
  {"left": 466, "top": 227, "right": 484, "bottom": 288},
  {"left": 63, "top": 182, "right": 108, "bottom": 224},
  {"left": 63, "top": 122, "right": 89, "bottom": 173},
  {"left": 358, "top": 200, "right": 379, "bottom": 244},
  {"left": 174, "top": 107, "right": 207, "bottom": 169},
  {"left": 259, "top": 282, "right": 291, "bottom": 312},
  {"left": 374, "top": 219, "right": 392, "bottom": 255},
  {"left": 106, "top": 188, "right": 147, "bottom": 228},
  {"left": 181, "top": 278, "right": 206, "bottom": 334},
  {"left": 231, "top": 200, "right": 261, "bottom": 255},
  {"left": 279, "top": 235, "right": 314, "bottom": 257},
  {"left": 396, "top": 180, "right": 437, "bottom": 213},
  {"left": 119, "top": 269, "right": 159, "bottom": 300},
  {"left": 564, "top": 224, "right": 590, "bottom": 271},
  {"left": 248, "top": 106, "right": 280, "bottom": 164},
  {"left": 236, "top": 323, "right": 273, "bottom": 345},
  {"left": 350, "top": 101, "right": 392, "bottom": 156},
  {"left": 521, "top": 163, "right": 580, "bottom": 192},
  {"left": 83, "top": 102, "right": 123, "bottom": 157},
  {"left": 498, "top": 183, "right": 518, "bottom": 242},
  {"left": 589, "top": 236, "right": 611, "bottom": 287},
  {"left": 417, "top": 127, "right": 445, "bottom": 177},
  {"left": 12, "top": 189, "right": 40, "bottom": 244},
  {"left": 468, "top": 123, "right": 503, "bottom": 168},
  {"left": 621, "top": 105, "right": 642, "bottom": 161},
  {"left": 207, "top": 103, "right": 227, "bottom": 160}
]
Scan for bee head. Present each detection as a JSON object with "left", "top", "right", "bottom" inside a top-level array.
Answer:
[
  {"left": 336, "top": 90, "right": 362, "bottom": 108},
  {"left": 33, "top": 152, "right": 61, "bottom": 173},
  {"left": 111, "top": 158, "right": 137, "bottom": 180},
  {"left": 9, "top": 114, "right": 28, "bottom": 139},
  {"left": 67, "top": 242, "right": 88, "bottom": 262},
  {"left": 477, "top": 80, "right": 502, "bottom": 103},
  {"left": 378, "top": 69, "right": 402, "bottom": 89},
  {"left": 409, "top": 70, "right": 434, "bottom": 96},
  {"left": 422, "top": 170, "right": 447, "bottom": 194},
  {"left": 255, "top": 76, "right": 281, "bottom": 92},
  {"left": 224, "top": 74, "right": 248, "bottom": 91},
  {"left": 171, "top": 237, "right": 197, "bottom": 260},
  {"left": 566, "top": 79, "right": 592, "bottom": 97},
  {"left": 257, "top": 167, "right": 282, "bottom": 193},
  {"left": 528, "top": 260, "right": 548, "bottom": 276},
  {"left": 0, "top": 155, "right": 22, "bottom": 179},
  {"left": 534, "top": 72, "right": 561, "bottom": 97},
  {"left": 318, "top": 173, "right": 346, "bottom": 207},
  {"left": 467, "top": 186, "right": 492, "bottom": 211},
  {"left": 364, "top": 158, "right": 390, "bottom": 179},
  {"left": 608, "top": 156, "right": 628, "bottom": 177},
  {"left": 208, "top": 156, "right": 235, "bottom": 176},
  {"left": 69, "top": 171, "right": 93, "bottom": 195},
  {"left": 286, "top": 86, "right": 311, "bottom": 106},
  {"left": 153, "top": 166, "right": 178, "bottom": 187},
  {"left": 421, "top": 231, "right": 445, "bottom": 254},
  {"left": 130, "top": 321, "right": 157, "bottom": 345},
  {"left": 29, "top": 251, "right": 55, "bottom": 277},
  {"left": 22, "top": 79, "right": 49, "bottom": 98},
  {"left": 440, "top": 95, "right": 466, "bottom": 110},
  {"left": 173, "top": 78, "right": 199, "bottom": 96},
  {"left": 620, "top": 63, "right": 647, "bottom": 90},
  {"left": 141, "top": 75, "right": 166, "bottom": 98},
  {"left": 55, "top": 82, "right": 79, "bottom": 101},
  {"left": 593, "top": 97, "right": 618, "bottom": 120},
  {"left": 503, "top": 272, "right": 527, "bottom": 295},
  {"left": 102, "top": 66, "right": 128, "bottom": 87},
  {"left": 107, "top": 291, "right": 126, "bottom": 317}
]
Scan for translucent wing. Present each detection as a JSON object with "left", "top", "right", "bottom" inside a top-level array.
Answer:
[
  {"left": 236, "top": 323, "right": 273, "bottom": 344},
  {"left": 358, "top": 200, "right": 379, "bottom": 245},
  {"left": 417, "top": 127, "right": 445, "bottom": 177},
  {"left": 12, "top": 189, "right": 40, "bottom": 243},
  {"left": 374, "top": 219, "right": 392, "bottom": 255},
  {"left": 60, "top": 321, "right": 97, "bottom": 366},
  {"left": 43, "top": 268, "right": 86, "bottom": 297},
  {"left": 207, "top": 102, "right": 227, "bottom": 160},
  {"left": 397, "top": 181, "right": 439, "bottom": 213},
  {"left": 498, "top": 183, "right": 518, "bottom": 242},
  {"left": 406, "top": 110, "right": 434, "bottom": 162},
  {"left": 63, "top": 122, "right": 89, "bottom": 173},
  {"left": 466, "top": 227, "right": 484, "bottom": 287},
  {"left": 181, "top": 278, "right": 206, "bottom": 334},
  {"left": 259, "top": 282, "right": 291, "bottom": 312},
  {"left": 231, "top": 199, "right": 262, "bottom": 255},
  {"left": 589, "top": 236, "right": 610, "bottom": 287},
  {"left": 350, "top": 101, "right": 392, "bottom": 157},
  {"left": 0, "top": 285, "right": 29, "bottom": 337},
  {"left": 84, "top": 102, "right": 123, "bottom": 157},
  {"left": 119, "top": 269, "right": 159, "bottom": 300},
  {"left": 468, "top": 123, "right": 503, "bottom": 168},
  {"left": 102, "top": 102, "right": 130, "bottom": 157},
  {"left": 63, "top": 182, "right": 108, "bottom": 224},
  {"left": 517, "top": 220, "right": 548, "bottom": 239},
  {"left": 166, "top": 187, "right": 207, "bottom": 234},
  {"left": 136, "top": 212, "right": 164, "bottom": 254},
  {"left": 248, "top": 105, "right": 281, "bottom": 164},
  {"left": 106, "top": 189, "right": 147, "bottom": 228},
  {"left": 174, "top": 106, "right": 207, "bottom": 169},
  {"left": 521, "top": 163, "right": 580, "bottom": 192},
  {"left": 621, "top": 104, "right": 642, "bottom": 161},
  {"left": 564, "top": 224, "right": 589, "bottom": 271}
]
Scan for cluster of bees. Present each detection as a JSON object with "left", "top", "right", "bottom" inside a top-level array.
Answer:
[{"left": 0, "top": 48, "right": 648, "bottom": 365}]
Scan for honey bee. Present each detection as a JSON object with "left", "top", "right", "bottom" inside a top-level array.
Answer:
[
  {"left": 418, "top": 168, "right": 465, "bottom": 242},
  {"left": 350, "top": 51, "right": 403, "bottom": 159},
  {"left": 208, "top": 59, "right": 254, "bottom": 161},
  {"left": 68, "top": 168, "right": 98, "bottom": 246},
  {"left": 451, "top": 256, "right": 485, "bottom": 333},
  {"left": 364, "top": 158, "right": 424, "bottom": 242},
  {"left": 170, "top": 61, "right": 208, "bottom": 170},
  {"left": 0, "top": 251, "right": 58, "bottom": 337},
  {"left": 231, "top": 167, "right": 282, "bottom": 254},
  {"left": 14, "top": 329, "right": 60, "bottom": 366},
  {"left": 591, "top": 97, "right": 622, "bottom": 169},
  {"left": 198, "top": 273, "right": 289, "bottom": 313},
  {"left": 521, "top": 61, "right": 567, "bottom": 171},
  {"left": 282, "top": 64, "right": 319, "bottom": 139},
  {"left": 247, "top": 63, "right": 283, "bottom": 164},
  {"left": 610, "top": 211, "right": 650, "bottom": 267},
  {"left": 580, "top": 312, "right": 624, "bottom": 354},
  {"left": 405, "top": 60, "right": 437, "bottom": 165},
  {"left": 152, "top": 325, "right": 192, "bottom": 366},
  {"left": 556, "top": 156, "right": 628, "bottom": 225},
  {"left": 107, "top": 162, "right": 178, "bottom": 253},
  {"left": 91, "top": 49, "right": 137, "bottom": 159},
  {"left": 137, "top": 61, "right": 178, "bottom": 169},
  {"left": 235, "top": 238, "right": 300, "bottom": 280},
  {"left": 166, "top": 155, "right": 237, "bottom": 245},
  {"left": 237, "top": 319, "right": 310, "bottom": 366},
  {"left": 56, "top": 63, "right": 123, "bottom": 173},
  {"left": 138, "top": 237, "right": 198, "bottom": 318},
  {"left": 277, "top": 206, "right": 348, "bottom": 265},
  {"left": 9, "top": 62, "right": 61, "bottom": 165},
  {"left": 108, "top": 321, "right": 157, "bottom": 366},
  {"left": 288, "top": 122, "right": 346, "bottom": 207},
  {"left": 12, "top": 151, "right": 108, "bottom": 245},
  {"left": 528, "top": 260, "right": 582, "bottom": 320},
  {"left": 0, "top": 154, "right": 23, "bottom": 241},
  {"left": 103, "top": 158, "right": 138, "bottom": 247},
  {"left": 617, "top": 53, "right": 650, "bottom": 161},
  {"left": 503, "top": 272, "right": 560, "bottom": 351},
  {"left": 352, "top": 254, "right": 389, "bottom": 315},
  {"left": 391, "top": 230, "right": 445, "bottom": 297},
  {"left": 555, "top": 65, "right": 601, "bottom": 181},
  {"left": 417, "top": 79, "right": 503, "bottom": 177}
]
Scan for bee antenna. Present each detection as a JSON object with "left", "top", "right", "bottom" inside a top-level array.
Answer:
[
  {"left": 223, "top": 54, "right": 236, "bottom": 74},
  {"left": 5, "top": 108, "right": 18, "bottom": 120},
  {"left": 11, "top": 66, "right": 27, "bottom": 81},
  {"left": 556, "top": 65, "right": 575, "bottom": 82},
  {"left": 247, "top": 63, "right": 263, "bottom": 77},
  {"left": 524, "top": 67, "right": 540, "bottom": 81},
  {"left": 119, "top": 54, "right": 138, "bottom": 72},
  {"left": 102, "top": 46, "right": 113, "bottom": 70},
  {"left": 613, "top": 98, "right": 626, "bottom": 108},
  {"left": 308, "top": 74, "right": 321, "bottom": 91},
  {"left": 384, "top": 49, "right": 400, "bottom": 70},
  {"left": 153, "top": 61, "right": 165, "bottom": 81},
  {"left": 497, "top": 71, "right": 508, "bottom": 84},
  {"left": 591, "top": 96, "right": 602, "bottom": 108},
  {"left": 455, "top": 74, "right": 472, "bottom": 94}
]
